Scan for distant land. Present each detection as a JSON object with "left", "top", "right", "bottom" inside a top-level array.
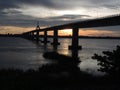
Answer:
[
  {"left": 39, "top": 35, "right": 120, "bottom": 39},
  {"left": 1, "top": 34, "right": 120, "bottom": 39}
]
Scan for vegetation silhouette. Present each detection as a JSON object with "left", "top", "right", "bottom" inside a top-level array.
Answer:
[
  {"left": 92, "top": 45, "right": 120, "bottom": 77},
  {"left": 0, "top": 51, "right": 120, "bottom": 90}
]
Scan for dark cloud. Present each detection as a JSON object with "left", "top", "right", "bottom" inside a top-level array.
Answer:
[
  {"left": 0, "top": 0, "right": 55, "bottom": 10},
  {"left": 0, "top": 0, "right": 120, "bottom": 31},
  {"left": 38, "top": 14, "right": 91, "bottom": 27},
  {"left": 0, "top": 0, "right": 18, "bottom": 10},
  {"left": 0, "top": 0, "right": 119, "bottom": 10},
  {"left": 0, "top": 0, "right": 119, "bottom": 15},
  {"left": 102, "top": 4, "right": 120, "bottom": 10},
  {"left": 0, "top": 13, "right": 91, "bottom": 27},
  {"left": 46, "top": 0, "right": 120, "bottom": 10},
  {"left": 0, "top": 16, "right": 37, "bottom": 27}
]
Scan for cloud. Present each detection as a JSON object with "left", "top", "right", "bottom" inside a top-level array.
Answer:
[
  {"left": 0, "top": 0, "right": 54, "bottom": 9},
  {"left": 0, "top": 0, "right": 120, "bottom": 10},
  {"left": 0, "top": 13, "right": 91, "bottom": 27},
  {"left": 0, "top": 0, "right": 120, "bottom": 34},
  {"left": 44, "top": 14, "right": 91, "bottom": 21},
  {"left": 0, "top": 0, "right": 17, "bottom": 10}
]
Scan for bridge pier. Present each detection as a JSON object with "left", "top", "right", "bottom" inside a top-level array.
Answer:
[
  {"left": 28, "top": 32, "right": 34, "bottom": 40},
  {"left": 69, "top": 27, "right": 82, "bottom": 50},
  {"left": 26, "top": 33, "right": 29, "bottom": 38},
  {"left": 71, "top": 50, "right": 79, "bottom": 61},
  {"left": 32, "top": 32, "right": 35, "bottom": 40},
  {"left": 41, "top": 30, "right": 49, "bottom": 44},
  {"left": 36, "top": 31, "right": 39, "bottom": 43},
  {"left": 51, "top": 29, "right": 60, "bottom": 45},
  {"left": 28, "top": 32, "right": 30, "bottom": 38}
]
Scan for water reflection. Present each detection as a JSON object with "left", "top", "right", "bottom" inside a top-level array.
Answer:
[
  {"left": 1, "top": 37, "right": 120, "bottom": 75},
  {"left": 71, "top": 49, "right": 79, "bottom": 60},
  {"left": 54, "top": 38, "right": 80, "bottom": 60},
  {"left": 57, "top": 39, "right": 71, "bottom": 55},
  {"left": 53, "top": 45, "right": 58, "bottom": 51},
  {"left": 52, "top": 44, "right": 79, "bottom": 61}
]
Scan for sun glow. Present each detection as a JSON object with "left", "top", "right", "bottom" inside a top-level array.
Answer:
[
  {"left": 0, "top": 26, "right": 119, "bottom": 37},
  {"left": 59, "top": 29, "right": 72, "bottom": 36}
]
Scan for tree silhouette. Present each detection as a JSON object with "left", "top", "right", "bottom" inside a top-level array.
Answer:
[{"left": 92, "top": 45, "right": 120, "bottom": 76}]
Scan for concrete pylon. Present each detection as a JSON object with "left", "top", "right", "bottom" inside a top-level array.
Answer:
[
  {"left": 69, "top": 27, "right": 82, "bottom": 50},
  {"left": 36, "top": 31, "right": 39, "bottom": 43},
  {"left": 41, "top": 30, "right": 50, "bottom": 44},
  {"left": 51, "top": 29, "right": 60, "bottom": 45}
]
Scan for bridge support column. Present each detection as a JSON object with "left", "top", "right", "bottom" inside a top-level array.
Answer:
[
  {"left": 28, "top": 32, "right": 30, "bottom": 38},
  {"left": 51, "top": 29, "right": 60, "bottom": 45},
  {"left": 41, "top": 31, "right": 49, "bottom": 44},
  {"left": 71, "top": 50, "right": 79, "bottom": 61},
  {"left": 26, "top": 33, "right": 29, "bottom": 38},
  {"left": 28, "top": 32, "right": 33, "bottom": 39},
  {"left": 69, "top": 27, "right": 82, "bottom": 50},
  {"left": 31, "top": 32, "right": 35, "bottom": 40},
  {"left": 36, "top": 31, "right": 39, "bottom": 43}
]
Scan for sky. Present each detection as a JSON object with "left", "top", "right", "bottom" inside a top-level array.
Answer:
[{"left": 0, "top": 0, "right": 120, "bottom": 36}]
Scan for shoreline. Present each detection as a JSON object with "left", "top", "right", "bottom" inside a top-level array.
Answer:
[{"left": 1, "top": 35, "right": 120, "bottom": 39}]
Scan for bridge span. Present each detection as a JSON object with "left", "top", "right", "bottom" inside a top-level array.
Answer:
[{"left": 22, "top": 15, "right": 120, "bottom": 51}]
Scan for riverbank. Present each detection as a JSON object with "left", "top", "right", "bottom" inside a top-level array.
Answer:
[
  {"left": 1, "top": 35, "right": 120, "bottom": 39},
  {"left": 0, "top": 65, "right": 119, "bottom": 90}
]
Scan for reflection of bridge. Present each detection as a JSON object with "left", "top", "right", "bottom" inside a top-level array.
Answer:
[{"left": 22, "top": 15, "right": 120, "bottom": 59}]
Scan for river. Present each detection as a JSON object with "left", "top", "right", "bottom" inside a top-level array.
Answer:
[{"left": 0, "top": 37, "right": 120, "bottom": 75}]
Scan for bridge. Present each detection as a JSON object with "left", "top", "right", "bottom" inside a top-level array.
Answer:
[{"left": 22, "top": 15, "right": 120, "bottom": 58}]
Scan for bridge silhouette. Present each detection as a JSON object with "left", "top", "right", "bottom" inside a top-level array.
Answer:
[{"left": 22, "top": 15, "right": 120, "bottom": 59}]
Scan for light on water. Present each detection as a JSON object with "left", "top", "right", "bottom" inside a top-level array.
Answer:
[{"left": 0, "top": 37, "right": 120, "bottom": 75}]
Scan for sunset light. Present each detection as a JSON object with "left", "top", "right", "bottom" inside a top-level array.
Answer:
[
  {"left": 0, "top": 0, "right": 120, "bottom": 89},
  {"left": 0, "top": 0, "right": 119, "bottom": 35},
  {"left": 59, "top": 29, "right": 72, "bottom": 36}
]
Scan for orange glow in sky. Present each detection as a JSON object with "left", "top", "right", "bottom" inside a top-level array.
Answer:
[
  {"left": 59, "top": 29, "right": 72, "bottom": 36},
  {"left": 0, "top": 26, "right": 35, "bottom": 34},
  {"left": 0, "top": 26, "right": 120, "bottom": 37},
  {"left": 79, "top": 29, "right": 120, "bottom": 37}
]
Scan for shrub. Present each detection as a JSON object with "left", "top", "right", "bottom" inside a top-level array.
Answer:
[{"left": 92, "top": 45, "right": 120, "bottom": 76}]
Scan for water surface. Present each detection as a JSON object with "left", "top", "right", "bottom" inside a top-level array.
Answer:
[{"left": 0, "top": 37, "right": 120, "bottom": 75}]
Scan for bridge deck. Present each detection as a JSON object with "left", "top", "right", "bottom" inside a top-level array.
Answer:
[
  {"left": 28, "top": 15, "right": 120, "bottom": 33},
  {"left": 22, "top": 15, "right": 120, "bottom": 58}
]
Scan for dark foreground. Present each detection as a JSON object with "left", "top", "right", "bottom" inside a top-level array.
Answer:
[{"left": 0, "top": 52, "right": 120, "bottom": 90}]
